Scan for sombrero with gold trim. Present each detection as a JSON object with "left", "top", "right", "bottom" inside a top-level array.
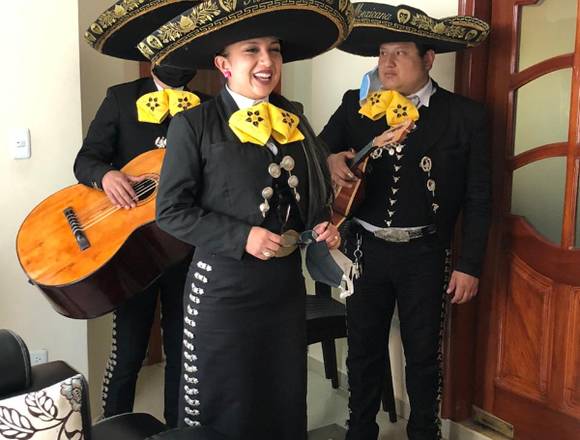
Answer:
[
  {"left": 339, "top": 2, "right": 489, "bottom": 56},
  {"left": 138, "top": 0, "right": 354, "bottom": 69},
  {"left": 85, "top": 0, "right": 202, "bottom": 61}
]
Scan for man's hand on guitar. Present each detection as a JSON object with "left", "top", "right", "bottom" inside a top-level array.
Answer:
[
  {"left": 327, "top": 150, "right": 358, "bottom": 188},
  {"left": 102, "top": 170, "right": 145, "bottom": 209}
]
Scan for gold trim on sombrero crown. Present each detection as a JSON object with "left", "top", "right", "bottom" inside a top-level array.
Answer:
[
  {"left": 85, "top": 0, "right": 198, "bottom": 60},
  {"left": 138, "top": 0, "right": 353, "bottom": 68},
  {"left": 340, "top": 2, "right": 490, "bottom": 55}
]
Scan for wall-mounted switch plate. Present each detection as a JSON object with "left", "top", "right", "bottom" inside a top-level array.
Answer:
[{"left": 10, "top": 128, "right": 31, "bottom": 159}]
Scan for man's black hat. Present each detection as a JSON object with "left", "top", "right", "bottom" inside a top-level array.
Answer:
[{"left": 339, "top": 2, "right": 490, "bottom": 56}]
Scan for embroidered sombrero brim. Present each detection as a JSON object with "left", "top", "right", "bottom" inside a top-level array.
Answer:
[
  {"left": 339, "top": 2, "right": 490, "bottom": 56},
  {"left": 85, "top": 0, "right": 201, "bottom": 61},
  {"left": 138, "top": 0, "right": 353, "bottom": 69}
]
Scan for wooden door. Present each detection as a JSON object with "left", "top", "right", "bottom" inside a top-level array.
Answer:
[{"left": 465, "top": 1, "right": 580, "bottom": 438}]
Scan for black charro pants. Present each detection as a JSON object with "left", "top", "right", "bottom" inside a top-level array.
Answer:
[
  {"left": 102, "top": 257, "right": 188, "bottom": 427},
  {"left": 178, "top": 248, "right": 307, "bottom": 440},
  {"left": 344, "top": 229, "right": 447, "bottom": 440}
]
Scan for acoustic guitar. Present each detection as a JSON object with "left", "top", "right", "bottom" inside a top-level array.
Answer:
[
  {"left": 16, "top": 148, "right": 191, "bottom": 319},
  {"left": 331, "top": 120, "right": 415, "bottom": 227}
]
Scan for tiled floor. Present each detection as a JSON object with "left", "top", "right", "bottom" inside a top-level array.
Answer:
[{"left": 133, "top": 362, "right": 409, "bottom": 439}]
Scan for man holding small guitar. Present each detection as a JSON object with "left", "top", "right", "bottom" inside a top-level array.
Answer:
[
  {"left": 76, "top": 0, "right": 211, "bottom": 427},
  {"left": 319, "top": 3, "right": 491, "bottom": 439}
]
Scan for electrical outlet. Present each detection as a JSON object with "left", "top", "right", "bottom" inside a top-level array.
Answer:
[{"left": 30, "top": 349, "right": 48, "bottom": 366}]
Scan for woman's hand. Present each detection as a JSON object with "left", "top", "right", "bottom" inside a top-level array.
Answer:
[
  {"left": 245, "top": 226, "right": 282, "bottom": 260},
  {"left": 102, "top": 170, "right": 145, "bottom": 209},
  {"left": 313, "top": 221, "right": 341, "bottom": 250}
]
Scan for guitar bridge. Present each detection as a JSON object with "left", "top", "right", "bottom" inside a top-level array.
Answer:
[{"left": 63, "top": 207, "right": 90, "bottom": 251}]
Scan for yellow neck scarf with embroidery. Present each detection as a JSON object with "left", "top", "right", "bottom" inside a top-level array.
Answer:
[
  {"left": 228, "top": 102, "right": 305, "bottom": 146},
  {"left": 137, "top": 89, "right": 201, "bottom": 123},
  {"left": 359, "top": 90, "right": 420, "bottom": 126}
]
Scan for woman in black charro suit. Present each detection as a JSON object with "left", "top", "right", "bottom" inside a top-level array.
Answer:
[{"left": 139, "top": 0, "right": 352, "bottom": 438}]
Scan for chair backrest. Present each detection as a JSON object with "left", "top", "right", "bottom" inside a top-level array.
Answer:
[{"left": 0, "top": 329, "right": 31, "bottom": 396}]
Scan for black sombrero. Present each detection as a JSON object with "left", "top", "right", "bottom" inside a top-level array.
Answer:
[
  {"left": 340, "top": 2, "right": 490, "bottom": 56},
  {"left": 137, "top": 0, "right": 354, "bottom": 69},
  {"left": 85, "top": 0, "right": 201, "bottom": 61}
]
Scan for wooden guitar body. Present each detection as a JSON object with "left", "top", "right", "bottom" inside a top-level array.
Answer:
[
  {"left": 331, "top": 158, "right": 369, "bottom": 227},
  {"left": 16, "top": 149, "right": 191, "bottom": 319}
]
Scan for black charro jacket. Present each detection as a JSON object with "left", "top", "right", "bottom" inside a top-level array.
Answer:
[
  {"left": 74, "top": 77, "right": 211, "bottom": 188},
  {"left": 319, "top": 84, "right": 491, "bottom": 277},
  {"left": 155, "top": 88, "right": 333, "bottom": 261}
]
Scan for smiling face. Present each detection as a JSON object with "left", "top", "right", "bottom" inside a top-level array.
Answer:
[
  {"left": 377, "top": 42, "right": 434, "bottom": 95},
  {"left": 214, "top": 36, "right": 282, "bottom": 100}
]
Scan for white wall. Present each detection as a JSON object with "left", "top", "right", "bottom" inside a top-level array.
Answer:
[
  {"left": 284, "top": 0, "right": 459, "bottom": 410},
  {"left": 77, "top": 0, "right": 140, "bottom": 416},
  {"left": 0, "top": 0, "right": 138, "bottom": 416},
  {"left": 0, "top": 1, "right": 88, "bottom": 375}
]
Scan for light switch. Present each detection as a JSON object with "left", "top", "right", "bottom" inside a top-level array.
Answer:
[{"left": 10, "top": 128, "right": 31, "bottom": 159}]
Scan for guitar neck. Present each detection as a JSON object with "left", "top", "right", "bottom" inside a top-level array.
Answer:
[{"left": 349, "top": 139, "right": 375, "bottom": 170}]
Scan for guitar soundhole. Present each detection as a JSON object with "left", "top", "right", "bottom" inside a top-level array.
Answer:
[{"left": 133, "top": 177, "right": 158, "bottom": 204}]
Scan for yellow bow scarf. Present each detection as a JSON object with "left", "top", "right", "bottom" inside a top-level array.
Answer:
[
  {"left": 228, "top": 102, "right": 305, "bottom": 146},
  {"left": 137, "top": 89, "right": 201, "bottom": 123},
  {"left": 359, "top": 90, "right": 420, "bottom": 126}
]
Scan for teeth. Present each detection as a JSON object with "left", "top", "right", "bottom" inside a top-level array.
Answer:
[{"left": 254, "top": 73, "right": 272, "bottom": 79}]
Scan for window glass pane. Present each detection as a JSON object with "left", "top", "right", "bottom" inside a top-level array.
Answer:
[
  {"left": 511, "top": 158, "right": 565, "bottom": 244},
  {"left": 513, "top": 69, "right": 571, "bottom": 156},
  {"left": 518, "top": 0, "right": 576, "bottom": 71}
]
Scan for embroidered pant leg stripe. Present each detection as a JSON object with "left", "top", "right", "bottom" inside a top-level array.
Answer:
[
  {"left": 182, "top": 261, "right": 212, "bottom": 428},
  {"left": 101, "top": 312, "right": 119, "bottom": 414}
]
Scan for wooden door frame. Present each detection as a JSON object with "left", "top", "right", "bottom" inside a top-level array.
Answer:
[{"left": 441, "top": 0, "right": 492, "bottom": 421}]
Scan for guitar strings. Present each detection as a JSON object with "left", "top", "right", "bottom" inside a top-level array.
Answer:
[
  {"left": 77, "top": 179, "right": 157, "bottom": 223},
  {"left": 81, "top": 182, "right": 157, "bottom": 230},
  {"left": 78, "top": 178, "right": 156, "bottom": 220},
  {"left": 79, "top": 180, "right": 158, "bottom": 230},
  {"left": 81, "top": 180, "right": 157, "bottom": 229}
]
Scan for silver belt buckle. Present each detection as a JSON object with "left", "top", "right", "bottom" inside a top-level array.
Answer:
[{"left": 374, "top": 228, "right": 410, "bottom": 242}]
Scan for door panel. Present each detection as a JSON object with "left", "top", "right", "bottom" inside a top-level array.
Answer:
[
  {"left": 469, "top": 0, "right": 580, "bottom": 437},
  {"left": 565, "top": 290, "right": 580, "bottom": 417},
  {"left": 497, "top": 254, "right": 553, "bottom": 403}
]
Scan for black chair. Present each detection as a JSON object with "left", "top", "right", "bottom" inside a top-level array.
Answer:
[
  {"left": 306, "top": 282, "right": 347, "bottom": 389},
  {"left": 305, "top": 283, "right": 397, "bottom": 422},
  {"left": 0, "top": 328, "right": 166, "bottom": 440}
]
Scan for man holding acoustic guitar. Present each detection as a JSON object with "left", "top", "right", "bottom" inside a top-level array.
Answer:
[
  {"left": 319, "top": 3, "right": 491, "bottom": 439},
  {"left": 77, "top": 0, "right": 211, "bottom": 427}
]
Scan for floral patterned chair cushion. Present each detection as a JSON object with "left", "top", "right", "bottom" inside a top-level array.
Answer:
[{"left": 0, "top": 374, "right": 85, "bottom": 440}]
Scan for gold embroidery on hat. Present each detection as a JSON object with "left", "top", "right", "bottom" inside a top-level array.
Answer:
[
  {"left": 219, "top": 0, "right": 237, "bottom": 13},
  {"left": 397, "top": 9, "right": 411, "bottom": 24},
  {"left": 85, "top": 32, "right": 97, "bottom": 44},
  {"left": 465, "top": 29, "right": 478, "bottom": 41},
  {"left": 147, "top": 35, "right": 164, "bottom": 49},
  {"left": 353, "top": 7, "right": 489, "bottom": 48},
  {"left": 91, "top": 23, "right": 104, "bottom": 35},
  {"left": 138, "top": 42, "right": 155, "bottom": 57}
]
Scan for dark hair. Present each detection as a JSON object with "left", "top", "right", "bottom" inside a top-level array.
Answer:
[{"left": 414, "top": 42, "right": 433, "bottom": 57}]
